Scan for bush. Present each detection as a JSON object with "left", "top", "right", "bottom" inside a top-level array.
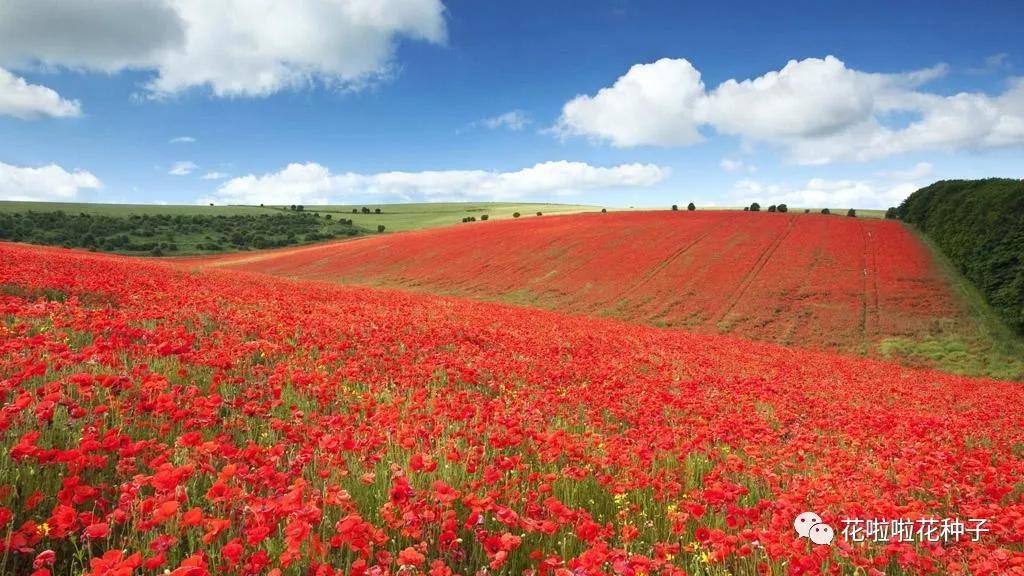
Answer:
[
  {"left": 374, "top": 208, "right": 381, "bottom": 214},
  {"left": 352, "top": 208, "right": 358, "bottom": 214},
  {"left": 821, "top": 208, "right": 831, "bottom": 215},
  {"left": 601, "top": 208, "right": 607, "bottom": 213},
  {"left": 897, "top": 178, "right": 1024, "bottom": 333},
  {"left": 480, "top": 214, "right": 489, "bottom": 221},
  {"left": 767, "top": 205, "right": 777, "bottom": 213},
  {"left": 687, "top": 202, "right": 696, "bottom": 211},
  {"left": 804, "top": 209, "right": 810, "bottom": 214},
  {"left": 847, "top": 208, "right": 857, "bottom": 218},
  {"left": 672, "top": 204, "right": 678, "bottom": 211},
  {"left": 536, "top": 212, "right": 542, "bottom": 216},
  {"left": 377, "top": 224, "right": 386, "bottom": 233},
  {"left": 513, "top": 212, "right": 520, "bottom": 218},
  {"left": 325, "top": 214, "right": 332, "bottom": 220},
  {"left": 750, "top": 203, "right": 761, "bottom": 212},
  {"left": 743, "top": 207, "right": 749, "bottom": 211},
  {"left": 777, "top": 204, "right": 788, "bottom": 213},
  {"left": 885, "top": 207, "right": 898, "bottom": 220}
]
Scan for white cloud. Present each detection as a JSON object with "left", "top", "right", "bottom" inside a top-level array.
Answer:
[
  {"left": 555, "top": 55, "right": 1024, "bottom": 163},
  {"left": 729, "top": 161, "right": 932, "bottom": 209},
  {"left": 169, "top": 136, "right": 195, "bottom": 143},
  {"left": 206, "top": 161, "right": 668, "bottom": 205},
  {"left": 477, "top": 110, "right": 531, "bottom": 131},
  {"left": 168, "top": 161, "right": 197, "bottom": 175},
  {"left": 0, "top": 0, "right": 447, "bottom": 98},
  {"left": 555, "top": 58, "right": 706, "bottom": 147},
  {"left": 0, "top": 162, "right": 101, "bottom": 201},
  {"left": 200, "top": 171, "right": 230, "bottom": 180},
  {"left": 0, "top": 67, "right": 81, "bottom": 119},
  {"left": 719, "top": 158, "right": 756, "bottom": 173}
]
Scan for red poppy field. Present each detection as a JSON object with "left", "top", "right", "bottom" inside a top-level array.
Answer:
[
  {"left": 188, "top": 212, "right": 968, "bottom": 366},
  {"left": 3, "top": 242, "right": 1024, "bottom": 576}
]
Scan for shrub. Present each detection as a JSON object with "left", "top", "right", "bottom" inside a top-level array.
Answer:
[
  {"left": 767, "top": 205, "right": 777, "bottom": 213},
  {"left": 847, "top": 208, "right": 857, "bottom": 218},
  {"left": 778, "top": 204, "right": 788, "bottom": 213},
  {"left": 480, "top": 214, "right": 489, "bottom": 221},
  {"left": 672, "top": 204, "right": 678, "bottom": 211},
  {"left": 750, "top": 203, "right": 761, "bottom": 212},
  {"left": 377, "top": 225, "right": 386, "bottom": 233},
  {"left": 375, "top": 208, "right": 381, "bottom": 214},
  {"left": 601, "top": 208, "right": 607, "bottom": 213},
  {"left": 885, "top": 207, "right": 898, "bottom": 220},
  {"left": 352, "top": 208, "right": 358, "bottom": 214},
  {"left": 536, "top": 212, "right": 542, "bottom": 216},
  {"left": 325, "top": 214, "right": 332, "bottom": 220},
  {"left": 687, "top": 202, "right": 696, "bottom": 211},
  {"left": 804, "top": 209, "right": 810, "bottom": 214},
  {"left": 821, "top": 208, "right": 831, "bottom": 215},
  {"left": 513, "top": 212, "right": 521, "bottom": 218},
  {"left": 743, "top": 207, "right": 749, "bottom": 211}
]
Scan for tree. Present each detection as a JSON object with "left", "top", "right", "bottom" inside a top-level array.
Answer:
[
  {"left": 750, "top": 203, "right": 761, "bottom": 212},
  {"left": 743, "top": 207, "right": 749, "bottom": 211},
  {"left": 777, "top": 204, "right": 788, "bottom": 213},
  {"left": 672, "top": 204, "right": 678, "bottom": 211},
  {"left": 847, "top": 208, "right": 857, "bottom": 218},
  {"left": 885, "top": 207, "right": 898, "bottom": 220},
  {"left": 480, "top": 214, "right": 489, "bottom": 221},
  {"left": 767, "top": 205, "right": 777, "bottom": 212},
  {"left": 601, "top": 208, "right": 607, "bottom": 213},
  {"left": 296, "top": 205, "right": 304, "bottom": 212},
  {"left": 377, "top": 224, "right": 386, "bottom": 233},
  {"left": 374, "top": 208, "right": 381, "bottom": 214},
  {"left": 804, "top": 209, "right": 810, "bottom": 214},
  {"left": 536, "top": 212, "right": 543, "bottom": 216},
  {"left": 513, "top": 212, "right": 521, "bottom": 218},
  {"left": 821, "top": 208, "right": 831, "bottom": 215},
  {"left": 352, "top": 208, "right": 358, "bottom": 214},
  {"left": 687, "top": 202, "right": 696, "bottom": 211}
]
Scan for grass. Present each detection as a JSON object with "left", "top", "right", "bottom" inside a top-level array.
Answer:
[
  {"left": 878, "top": 225, "right": 1024, "bottom": 380},
  {"left": 0, "top": 201, "right": 600, "bottom": 256},
  {"left": 258, "top": 202, "right": 601, "bottom": 232}
]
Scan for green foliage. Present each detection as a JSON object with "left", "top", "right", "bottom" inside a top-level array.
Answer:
[
  {"left": 767, "top": 205, "right": 777, "bottom": 212},
  {"left": 687, "top": 202, "right": 696, "bottom": 211},
  {"left": 885, "top": 207, "right": 898, "bottom": 219},
  {"left": 513, "top": 212, "right": 521, "bottom": 218},
  {"left": 777, "top": 204, "right": 788, "bottom": 213},
  {"left": 847, "top": 208, "right": 857, "bottom": 218},
  {"left": 897, "top": 179, "right": 1024, "bottom": 333},
  {"left": 749, "top": 202, "right": 760, "bottom": 212},
  {"left": 671, "top": 204, "right": 679, "bottom": 211},
  {"left": 0, "top": 211, "right": 360, "bottom": 256},
  {"left": 821, "top": 208, "right": 831, "bottom": 215},
  {"left": 377, "top": 224, "right": 386, "bottom": 233}
]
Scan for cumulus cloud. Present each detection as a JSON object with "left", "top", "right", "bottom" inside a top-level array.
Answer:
[
  {"left": 0, "top": 67, "right": 81, "bottom": 119},
  {"left": 555, "top": 55, "right": 1024, "bottom": 163},
  {"left": 169, "top": 136, "right": 196, "bottom": 143},
  {"left": 477, "top": 110, "right": 531, "bottom": 131},
  {"left": 168, "top": 161, "right": 197, "bottom": 176},
  {"left": 0, "top": 162, "right": 101, "bottom": 201},
  {"left": 555, "top": 58, "right": 706, "bottom": 147},
  {"left": 204, "top": 161, "right": 668, "bottom": 205},
  {"left": 0, "top": 0, "right": 447, "bottom": 98}
]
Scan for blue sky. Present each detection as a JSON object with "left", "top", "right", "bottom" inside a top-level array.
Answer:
[{"left": 1, "top": 0, "right": 1022, "bottom": 208}]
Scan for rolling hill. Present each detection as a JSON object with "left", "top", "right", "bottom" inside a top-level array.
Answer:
[{"left": 183, "top": 210, "right": 1022, "bottom": 378}]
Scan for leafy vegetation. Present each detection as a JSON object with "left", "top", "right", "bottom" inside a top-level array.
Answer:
[
  {"left": 897, "top": 179, "right": 1024, "bottom": 333},
  {"left": 0, "top": 210, "right": 360, "bottom": 255}
]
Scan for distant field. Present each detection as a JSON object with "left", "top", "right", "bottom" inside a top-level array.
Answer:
[
  {"left": 259, "top": 202, "right": 601, "bottom": 232},
  {"left": 0, "top": 201, "right": 600, "bottom": 255},
  {"left": 185, "top": 210, "right": 1023, "bottom": 379}
]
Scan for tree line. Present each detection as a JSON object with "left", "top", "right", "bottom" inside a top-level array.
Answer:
[{"left": 897, "top": 178, "right": 1024, "bottom": 334}]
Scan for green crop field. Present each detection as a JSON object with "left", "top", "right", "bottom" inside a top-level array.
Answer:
[{"left": 0, "top": 201, "right": 602, "bottom": 256}]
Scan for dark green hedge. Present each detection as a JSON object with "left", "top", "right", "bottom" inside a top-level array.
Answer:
[{"left": 897, "top": 179, "right": 1024, "bottom": 333}]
